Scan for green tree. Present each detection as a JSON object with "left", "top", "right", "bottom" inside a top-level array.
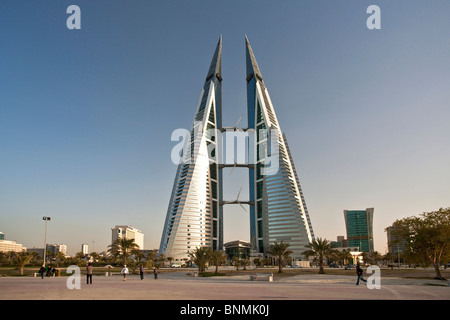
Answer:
[
  {"left": 388, "top": 207, "right": 450, "bottom": 280},
  {"left": 108, "top": 238, "right": 140, "bottom": 266},
  {"left": 267, "top": 241, "right": 292, "bottom": 273},
  {"left": 189, "top": 246, "right": 211, "bottom": 275},
  {"left": 13, "top": 252, "right": 34, "bottom": 276},
  {"left": 334, "top": 248, "right": 352, "bottom": 267},
  {"left": 145, "top": 251, "right": 157, "bottom": 268},
  {"left": 232, "top": 256, "right": 241, "bottom": 270},
  {"left": 54, "top": 252, "right": 66, "bottom": 268},
  {"left": 208, "top": 250, "right": 227, "bottom": 274},
  {"left": 303, "top": 237, "right": 334, "bottom": 274},
  {"left": 158, "top": 254, "right": 166, "bottom": 268}
]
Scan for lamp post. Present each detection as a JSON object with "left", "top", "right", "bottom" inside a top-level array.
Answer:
[{"left": 42, "top": 216, "right": 51, "bottom": 266}]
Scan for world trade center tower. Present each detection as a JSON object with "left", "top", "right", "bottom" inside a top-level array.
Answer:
[
  {"left": 245, "top": 36, "right": 315, "bottom": 259},
  {"left": 159, "top": 37, "right": 223, "bottom": 261},
  {"left": 159, "top": 36, "right": 315, "bottom": 262}
]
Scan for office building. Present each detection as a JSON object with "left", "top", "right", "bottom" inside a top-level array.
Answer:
[
  {"left": 224, "top": 240, "right": 251, "bottom": 262},
  {"left": 112, "top": 225, "right": 144, "bottom": 250},
  {"left": 0, "top": 239, "right": 24, "bottom": 253},
  {"left": 46, "top": 244, "right": 67, "bottom": 256},
  {"left": 159, "top": 37, "right": 224, "bottom": 261},
  {"left": 245, "top": 36, "right": 315, "bottom": 259},
  {"left": 344, "top": 208, "right": 374, "bottom": 253},
  {"left": 386, "top": 225, "right": 409, "bottom": 255},
  {"left": 159, "top": 36, "right": 315, "bottom": 261}
]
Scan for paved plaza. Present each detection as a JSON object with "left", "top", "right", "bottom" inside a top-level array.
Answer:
[{"left": 1, "top": 270, "right": 449, "bottom": 300}]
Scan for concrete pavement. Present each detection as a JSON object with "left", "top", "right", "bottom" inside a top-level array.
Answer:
[{"left": 0, "top": 270, "right": 449, "bottom": 300}]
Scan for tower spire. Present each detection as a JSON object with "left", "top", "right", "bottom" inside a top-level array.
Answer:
[
  {"left": 245, "top": 35, "right": 263, "bottom": 83},
  {"left": 206, "top": 35, "right": 222, "bottom": 82}
]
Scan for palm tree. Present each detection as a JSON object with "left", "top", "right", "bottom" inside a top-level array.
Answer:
[
  {"left": 337, "top": 248, "right": 352, "bottom": 267},
  {"left": 208, "top": 250, "right": 227, "bottom": 274},
  {"left": 158, "top": 254, "right": 166, "bottom": 268},
  {"left": 371, "top": 251, "right": 383, "bottom": 266},
  {"left": 189, "top": 246, "right": 211, "bottom": 275},
  {"left": 303, "top": 237, "right": 333, "bottom": 274},
  {"left": 108, "top": 238, "right": 140, "bottom": 266},
  {"left": 145, "top": 251, "right": 156, "bottom": 267},
  {"left": 132, "top": 249, "right": 144, "bottom": 265},
  {"left": 267, "top": 241, "right": 293, "bottom": 273}
]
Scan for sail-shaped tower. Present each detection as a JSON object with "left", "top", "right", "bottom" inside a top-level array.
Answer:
[
  {"left": 160, "top": 36, "right": 314, "bottom": 262},
  {"left": 159, "top": 37, "right": 223, "bottom": 261},
  {"left": 245, "top": 36, "right": 315, "bottom": 259}
]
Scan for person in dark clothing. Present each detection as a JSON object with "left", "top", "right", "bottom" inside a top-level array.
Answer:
[
  {"left": 46, "top": 265, "right": 52, "bottom": 277},
  {"left": 86, "top": 263, "right": 93, "bottom": 284},
  {"left": 356, "top": 265, "right": 367, "bottom": 285},
  {"left": 153, "top": 267, "right": 158, "bottom": 280},
  {"left": 139, "top": 265, "right": 145, "bottom": 280},
  {"left": 39, "top": 265, "right": 46, "bottom": 279}
]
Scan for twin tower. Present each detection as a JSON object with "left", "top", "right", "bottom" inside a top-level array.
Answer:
[{"left": 160, "top": 36, "right": 315, "bottom": 261}]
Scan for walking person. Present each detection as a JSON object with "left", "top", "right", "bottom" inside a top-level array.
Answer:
[
  {"left": 153, "top": 266, "right": 158, "bottom": 280},
  {"left": 356, "top": 264, "right": 367, "bottom": 285},
  {"left": 139, "top": 265, "right": 144, "bottom": 280},
  {"left": 39, "top": 265, "right": 46, "bottom": 279},
  {"left": 121, "top": 265, "right": 129, "bottom": 281},
  {"left": 86, "top": 263, "right": 93, "bottom": 284}
]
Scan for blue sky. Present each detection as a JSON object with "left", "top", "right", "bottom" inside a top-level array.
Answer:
[{"left": 1, "top": 1, "right": 449, "bottom": 255}]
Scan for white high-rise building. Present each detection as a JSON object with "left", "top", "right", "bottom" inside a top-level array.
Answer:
[
  {"left": 159, "top": 37, "right": 223, "bottom": 261},
  {"left": 111, "top": 225, "right": 144, "bottom": 250},
  {"left": 81, "top": 243, "right": 89, "bottom": 255},
  {"left": 160, "top": 36, "right": 315, "bottom": 261}
]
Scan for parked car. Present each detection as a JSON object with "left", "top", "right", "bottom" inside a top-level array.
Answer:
[
  {"left": 344, "top": 264, "right": 355, "bottom": 270},
  {"left": 170, "top": 263, "right": 182, "bottom": 268}
]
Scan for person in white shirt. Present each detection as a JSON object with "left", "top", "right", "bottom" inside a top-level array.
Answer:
[{"left": 121, "top": 265, "right": 129, "bottom": 281}]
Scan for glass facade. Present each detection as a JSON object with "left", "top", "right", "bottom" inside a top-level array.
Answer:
[
  {"left": 344, "top": 208, "right": 374, "bottom": 252},
  {"left": 160, "top": 36, "right": 315, "bottom": 262},
  {"left": 246, "top": 36, "right": 315, "bottom": 259},
  {"left": 159, "top": 38, "right": 223, "bottom": 261}
]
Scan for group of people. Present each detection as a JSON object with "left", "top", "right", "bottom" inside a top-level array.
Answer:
[
  {"left": 121, "top": 264, "right": 158, "bottom": 281},
  {"left": 87, "top": 264, "right": 160, "bottom": 283},
  {"left": 40, "top": 263, "right": 367, "bottom": 286},
  {"left": 38, "top": 265, "right": 57, "bottom": 279},
  {"left": 78, "top": 264, "right": 159, "bottom": 283}
]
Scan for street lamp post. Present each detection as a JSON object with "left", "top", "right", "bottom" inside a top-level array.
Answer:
[{"left": 42, "top": 217, "right": 51, "bottom": 266}]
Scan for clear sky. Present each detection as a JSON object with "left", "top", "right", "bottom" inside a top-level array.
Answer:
[{"left": 1, "top": 1, "right": 449, "bottom": 255}]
